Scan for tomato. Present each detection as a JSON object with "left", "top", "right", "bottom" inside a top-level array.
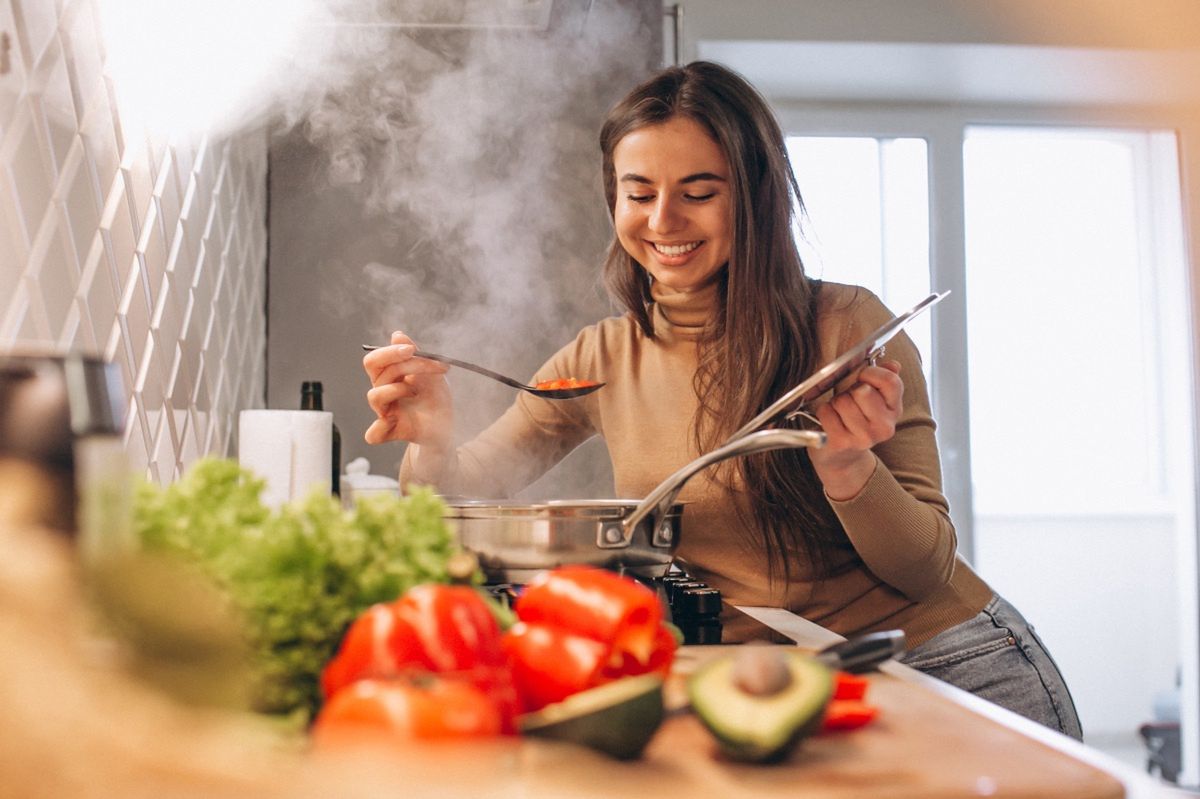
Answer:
[
  {"left": 320, "top": 584, "right": 520, "bottom": 732},
  {"left": 312, "top": 676, "right": 502, "bottom": 748},
  {"left": 533, "top": 377, "right": 599, "bottom": 391},
  {"left": 821, "top": 699, "right": 879, "bottom": 732}
]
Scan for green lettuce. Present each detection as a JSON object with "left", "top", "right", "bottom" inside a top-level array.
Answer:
[{"left": 131, "top": 457, "right": 458, "bottom": 724}]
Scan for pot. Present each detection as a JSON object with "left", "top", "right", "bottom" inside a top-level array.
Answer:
[{"left": 445, "top": 428, "right": 825, "bottom": 583}]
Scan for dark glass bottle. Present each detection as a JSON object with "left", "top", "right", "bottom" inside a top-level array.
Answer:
[{"left": 300, "top": 380, "right": 341, "bottom": 496}]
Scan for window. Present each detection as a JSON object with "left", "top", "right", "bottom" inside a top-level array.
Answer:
[
  {"left": 786, "top": 136, "right": 932, "bottom": 383},
  {"left": 963, "top": 126, "right": 1189, "bottom": 516}
]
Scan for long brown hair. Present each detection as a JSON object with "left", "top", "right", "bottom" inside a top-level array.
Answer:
[{"left": 599, "top": 61, "right": 845, "bottom": 584}]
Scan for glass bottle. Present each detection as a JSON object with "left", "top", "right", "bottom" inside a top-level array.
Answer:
[{"left": 300, "top": 380, "right": 341, "bottom": 496}]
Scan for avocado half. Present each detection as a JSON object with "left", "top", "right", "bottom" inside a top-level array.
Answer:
[
  {"left": 517, "top": 674, "right": 666, "bottom": 760},
  {"left": 688, "top": 650, "right": 833, "bottom": 763}
]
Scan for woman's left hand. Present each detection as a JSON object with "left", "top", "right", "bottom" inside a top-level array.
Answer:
[{"left": 808, "top": 359, "right": 903, "bottom": 501}]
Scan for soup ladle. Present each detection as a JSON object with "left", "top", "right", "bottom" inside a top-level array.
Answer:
[{"left": 361, "top": 345, "right": 605, "bottom": 399}]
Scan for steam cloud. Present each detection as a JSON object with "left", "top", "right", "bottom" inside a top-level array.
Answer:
[
  {"left": 259, "top": 0, "right": 658, "bottom": 492},
  {"left": 288, "top": 1, "right": 646, "bottom": 345}
]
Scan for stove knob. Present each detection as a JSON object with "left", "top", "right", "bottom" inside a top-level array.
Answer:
[{"left": 675, "top": 586, "right": 722, "bottom": 618}]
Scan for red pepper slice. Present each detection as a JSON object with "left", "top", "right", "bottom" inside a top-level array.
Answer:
[
  {"left": 832, "top": 671, "right": 870, "bottom": 701},
  {"left": 821, "top": 699, "right": 879, "bottom": 732},
  {"left": 502, "top": 621, "right": 609, "bottom": 712},
  {"left": 514, "top": 566, "right": 663, "bottom": 669}
]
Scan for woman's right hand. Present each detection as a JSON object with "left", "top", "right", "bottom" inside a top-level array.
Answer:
[{"left": 363, "top": 331, "right": 453, "bottom": 449}]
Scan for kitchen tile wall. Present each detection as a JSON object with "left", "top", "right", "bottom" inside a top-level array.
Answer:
[{"left": 0, "top": 0, "right": 268, "bottom": 484}]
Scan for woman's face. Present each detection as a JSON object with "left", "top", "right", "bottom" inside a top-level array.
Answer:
[{"left": 612, "top": 116, "right": 732, "bottom": 293}]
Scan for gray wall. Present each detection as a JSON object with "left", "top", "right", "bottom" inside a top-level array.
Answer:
[{"left": 267, "top": 0, "right": 662, "bottom": 496}]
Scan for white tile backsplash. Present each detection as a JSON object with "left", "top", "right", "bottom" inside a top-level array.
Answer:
[{"left": 1, "top": 0, "right": 268, "bottom": 483}]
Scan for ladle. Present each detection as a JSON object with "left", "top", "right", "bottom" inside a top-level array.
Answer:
[{"left": 361, "top": 345, "right": 605, "bottom": 399}]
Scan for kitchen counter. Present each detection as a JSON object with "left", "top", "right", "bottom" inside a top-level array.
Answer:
[
  {"left": 314, "top": 622, "right": 1161, "bottom": 799},
  {"left": 308, "top": 606, "right": 1173, "bottom": 799},
  {"left": 0, "top": 516, "right": 1184, "bottom": 799}
]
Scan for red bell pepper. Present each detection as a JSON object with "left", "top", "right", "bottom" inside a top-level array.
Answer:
[
  {"left": 312, "top": 675, "right": 502, "bottom": 748},
  {"left": 821, "top": 699, "right": 879, "bottom": 731},
  {"left": 320, "top": 584, "right": 520, "bottom": 732},
  {"left": 319, "top": 603, "right": 426, "bottom": 699},
  {"left": 515, "top": 566, "right": 663, "bottom": 664},
  {"left": 392, "top": 583, "right": 509, "bottom": 674},
  {"left": 821, "top": 671, "right": 877, "bottom": 732},
  {"left": 502, "top": 621, "right": 609, "bottom": 711},
  {"left": 832, "top": 670, "right": 870, "bottom": 701},
  {"left": 504, "top": 566, "right": 676, "bottom": 712}
]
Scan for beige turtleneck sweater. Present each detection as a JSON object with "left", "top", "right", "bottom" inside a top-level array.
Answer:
[{"left": 402, "top": 281, "right": 992, "bottom": 646}]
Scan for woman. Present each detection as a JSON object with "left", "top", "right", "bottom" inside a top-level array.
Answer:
[{"left": 362, "top": 61, "right": 1082, "bottom": 739}]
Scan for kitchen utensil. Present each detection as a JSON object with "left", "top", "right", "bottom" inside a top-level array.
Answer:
[
  {"left": 814, "top": 629, "right": 907, "bottom": 673},
  {"left": 733, "top": 605, "right": 907, "bottom": 670},
  {"left": 445, "top": 427, "right": 826, "bottom": 583},
  {"left": 727, "top": 290, "right": 950, "bottom": 441},
  {"left": 361, "top": 345, "right": 605, "bottom": 399}
]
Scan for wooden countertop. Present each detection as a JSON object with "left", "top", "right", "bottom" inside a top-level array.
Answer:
[
  {"left": 331, "top": 636, "right": 1133, "bottom": 799},
  {"left": 324, "top": 608, "right": 1159, "bottom": 799}
]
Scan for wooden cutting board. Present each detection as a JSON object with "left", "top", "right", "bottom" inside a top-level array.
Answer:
[{"left": 348, "top": 647, "right": 1125, "bottom": 799}]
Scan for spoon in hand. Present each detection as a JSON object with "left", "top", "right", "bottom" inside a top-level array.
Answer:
[{"left": 361, "top": 345, "right": 605, "bottom": 399}]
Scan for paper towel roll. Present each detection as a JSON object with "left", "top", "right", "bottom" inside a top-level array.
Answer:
[{"left": 238, "top": 410, "right": 332, "bottom": 508}]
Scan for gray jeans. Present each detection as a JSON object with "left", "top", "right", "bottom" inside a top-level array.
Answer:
[{"left": 899, "top": 594, "right": 1083, "bottom": 740}]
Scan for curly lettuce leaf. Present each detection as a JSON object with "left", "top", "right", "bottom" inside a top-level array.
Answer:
[{"left": 131, "top": 457, "right": 459, "bottom": 723}]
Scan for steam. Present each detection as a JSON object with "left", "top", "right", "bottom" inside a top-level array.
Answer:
[
  {"left": 276, "top": 0, "right": 655, "bottom": 467},
  {"left": 262, "top": 1, "right": 656, "bottom": 502},
  {"left": 296, "top": 2, "right": 644, "bottom": 345}
]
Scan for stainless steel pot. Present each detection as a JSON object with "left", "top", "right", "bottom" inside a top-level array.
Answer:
[{"left": 445, "top": 428, "right": 825, "bottom": 583}]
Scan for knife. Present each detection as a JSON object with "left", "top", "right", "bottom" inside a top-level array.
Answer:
[
  {"left": 814, "top": 629, "right": 907, "bottom": 673},
  {"left": 731, "top": 605, "right": 906, "bottom": 672}
]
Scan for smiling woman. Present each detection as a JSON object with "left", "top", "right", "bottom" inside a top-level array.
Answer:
[{"left": 611, "top": 116, "right": 732, "bottom": 293}]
